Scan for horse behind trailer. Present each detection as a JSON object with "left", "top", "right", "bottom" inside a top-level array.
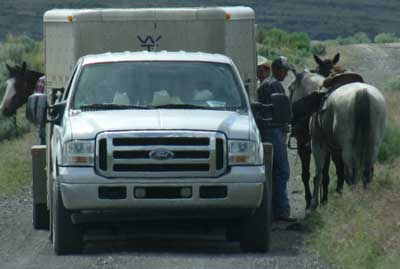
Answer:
[
  {"left": 1, "top": 62, "right": 44, "bottom": 117},
  {"left": 0, "top": 62, "right": 45, "bottom": 143}
]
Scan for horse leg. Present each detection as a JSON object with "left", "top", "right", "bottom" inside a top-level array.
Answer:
[
  {"left": 321, "top": 154, "right": 331, "bottom": 205},
  {"left": 363, "top": 165, "right": 374, "bottom": 188},
  {"left": 310, "top": 140, "right": 328, "bottom": 211},
  {"left": 341, "top": 147, "right": 356, "bottom": 188},
  {"left": 331, "top": 150, "right": 345, "bottom": 193},
  {"left": 298, "top": 143, "right": 312, "bottom": 209}
]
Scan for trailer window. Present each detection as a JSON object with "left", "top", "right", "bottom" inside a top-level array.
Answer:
[{"left": 72, "top": 61, "right": 246, "bottom": 111}]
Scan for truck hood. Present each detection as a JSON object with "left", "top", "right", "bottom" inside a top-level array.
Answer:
[{"left": 68, "top": 109, "right": 254, "bottom": 140}]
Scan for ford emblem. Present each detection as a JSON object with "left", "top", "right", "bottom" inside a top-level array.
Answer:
[{"left": 149, "top": 149, "right": 174, "bottom": 160}]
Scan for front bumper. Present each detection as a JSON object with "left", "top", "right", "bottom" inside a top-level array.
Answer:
[{"left": 58, "top": 166, "right": 266, "bottom": 214}]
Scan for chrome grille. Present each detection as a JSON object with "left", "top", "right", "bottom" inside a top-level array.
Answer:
[{"left": 96, "top": 131, "right": 227, "bottom": 178}]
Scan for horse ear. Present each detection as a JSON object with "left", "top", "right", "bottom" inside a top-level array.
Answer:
[
  {"left": 313, "top": 54, "right": 324, "bottom": 66},
  {"left": 332, "top": 53, "right": 340, "bottom": 65},
  {"left": 21, "top": 61, "right": 27, "bottom": 71}
]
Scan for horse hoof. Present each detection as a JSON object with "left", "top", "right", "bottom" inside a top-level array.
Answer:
[
  {"left": 310, "top": 200, "right": 319, "bottom": 211},
  {"left": 333, "top": 192, "right": 341, "bottom": 198}
]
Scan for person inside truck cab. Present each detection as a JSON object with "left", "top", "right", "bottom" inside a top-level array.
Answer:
[{"left": 257, "top": 56, "right": 295, "bottom": 222}]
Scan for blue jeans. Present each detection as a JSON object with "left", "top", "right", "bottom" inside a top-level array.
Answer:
[
  {"left": 261, "top": 127, "right": 290, "bottom": 218},
  {"left": 39, "top": 124, "right": 46, "bottom": 145}
]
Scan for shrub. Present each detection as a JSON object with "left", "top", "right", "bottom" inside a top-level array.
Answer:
[
  {"left": 384, "top": 77, "right": 400, "bottom": 92},
  {"left": 336, "top": 32, "right": 371, "bottom": 45},
  {"left": 0, "top": 110, "right": 32, "bottom": 142},
  {"left": 378, "top": 125, "right": 400, "bottom": 163},
  {"left": 311, "top": 43, "right": 327, "bottom": 56},
  {"left": 374, "top": 33, "right": 400, "bottom": 44},
  {"left": 257, "top": 28, "right": 312, "bottom": 66}
]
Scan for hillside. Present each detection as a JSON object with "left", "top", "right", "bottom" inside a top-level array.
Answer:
[{"left": 1, "top": 0, "right": 400, "bottom": 40}]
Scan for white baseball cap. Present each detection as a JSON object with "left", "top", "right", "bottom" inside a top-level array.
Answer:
[{"left": 257, "top": 55, "right": 270, "bottom": 67}]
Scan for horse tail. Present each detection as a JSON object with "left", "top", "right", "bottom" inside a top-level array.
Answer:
[{"left": 353, "top": 88, "right": 371, "bottom": 182}]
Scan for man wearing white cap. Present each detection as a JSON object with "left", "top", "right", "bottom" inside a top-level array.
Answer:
[{"left": 257, "top": 56, "right": 271, "bottom": 87}]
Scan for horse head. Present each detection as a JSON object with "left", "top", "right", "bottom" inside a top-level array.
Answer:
[
  {"left": 289, "top": 70, "right": 325, "bottom": 124},
  {"left": 313, "top": 53, "right": 340, "bottom": 77},
  {"left": 0, "top": 62, "right": 43, "bottom": 117}
]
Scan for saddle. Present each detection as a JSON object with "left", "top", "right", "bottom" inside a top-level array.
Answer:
[
  {"left": 319, "top": 72, "right": 364, "bottom": 111},
  {"left": 322, "top": 72, "right": 364, "bottom": 92}
]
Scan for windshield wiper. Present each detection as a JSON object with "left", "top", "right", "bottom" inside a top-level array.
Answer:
[
  {"left": 154, "top": 104, "right": 221, "bottom": 110},
  {"left": 80, "top": 103, "right": 152, "bottom": 110}
]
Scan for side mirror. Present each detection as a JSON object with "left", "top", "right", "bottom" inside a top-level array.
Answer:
[
  {"left": 48, "top": 101, "right": 67, "bottom": 125},
  {"left": 26, "top": 93, "right": 48, "bottom": 125},
  {"left": 271, "top": 93, "right": 292, "bottom": 123},
  {"left": 50, "top": 87, "right": 65, "bottom": 105}
]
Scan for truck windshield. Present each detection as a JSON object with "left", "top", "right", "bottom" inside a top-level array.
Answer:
[{"left": 72, "top": 61, "right": 246, "bottom": 111}]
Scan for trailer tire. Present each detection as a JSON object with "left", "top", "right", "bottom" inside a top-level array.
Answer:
[
  {"left": 239, "top": 181, "right": 271, "bottom": 253},
  {"left": 33, "top": 202, "right": 49, "bottom": 229},
  {"left": 53, "top": 189, "right": 83, "bottom": 255}
]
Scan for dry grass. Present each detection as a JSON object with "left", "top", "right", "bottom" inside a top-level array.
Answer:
[
  {"left": 306, "top": 161, "right": 400, "bottom": 269},
  {"left": 0, "top": 130, "right": 37, "bottom": 196},
  {"left": 383, "top": 91, "right": 400, "bottom": 125}
]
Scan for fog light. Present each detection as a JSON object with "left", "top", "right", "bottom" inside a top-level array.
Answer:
[
  {"left": 180, "top": 187, "right": 192, "bottom": 198},
  {"left": 134, "top": 187, "right": 146, "bottom": 198}
]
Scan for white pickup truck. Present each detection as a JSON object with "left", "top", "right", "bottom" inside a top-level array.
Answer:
[{"left": 28, "top": 7, "right": 291, "bottom": 255}]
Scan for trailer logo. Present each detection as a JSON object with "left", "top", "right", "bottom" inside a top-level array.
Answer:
[{"left": 137, "top": 35, "right": 162, "bottom": 51}]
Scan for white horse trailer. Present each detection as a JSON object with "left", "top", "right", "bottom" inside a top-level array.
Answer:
[{"left": 44, "top": 7, "right": 257, "bottom": 97}]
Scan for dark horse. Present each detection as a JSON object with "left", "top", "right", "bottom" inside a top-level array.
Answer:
[
  {"left": 1, "top": 62, "right": 44, "bottom": 117},
  {"left": 289, "top": 53, "right": 345, "bottom": 209},
  {"left": 1, "top": 62, "right": 44, "bottom": 143}
]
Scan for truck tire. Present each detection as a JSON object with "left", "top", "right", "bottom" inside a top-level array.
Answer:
[
  {"left": 52, "top": 189, "right": 83, "bottom": 255},
  {"left": 239, "top": 180, "right": 272, "bottom": 253},
  {"left": 226, "top": 221, "right": 241, "bottom": 242},
  {"left": 33, "top": 202, "right": 49, "bottom": 229}
]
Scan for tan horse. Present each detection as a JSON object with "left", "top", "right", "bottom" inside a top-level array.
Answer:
[{"left": 309, "top": 82, "right": 386, "bottom": 209}]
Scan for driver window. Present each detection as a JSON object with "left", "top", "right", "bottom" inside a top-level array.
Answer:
[{"left": 63, "top": 63, "right": 79, "bottom": 101}]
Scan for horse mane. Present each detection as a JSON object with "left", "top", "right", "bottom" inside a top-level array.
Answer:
[{"left": 333, "top": 65, "right": 346, "bottom": 74}]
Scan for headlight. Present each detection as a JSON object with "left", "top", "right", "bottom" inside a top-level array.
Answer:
[
  {"left": 228, "top": 140, "right": 262, "bottom": 165},
  {"left": 61, "top": 140, "right": 95, "bottom": 166}
]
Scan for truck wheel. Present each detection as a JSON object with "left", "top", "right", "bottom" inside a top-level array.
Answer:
[
  {"left": 52, "top": 189, "right": 83, "bottom": 255},
  {"left": 240, "top": 181, "right": 271, "bottom": 253},
  {"left": 226, "top": 221, "right": 241, "bottom": 242},
  {"left": 33, "top": 202, "right": 49, "bottom": 229}
]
